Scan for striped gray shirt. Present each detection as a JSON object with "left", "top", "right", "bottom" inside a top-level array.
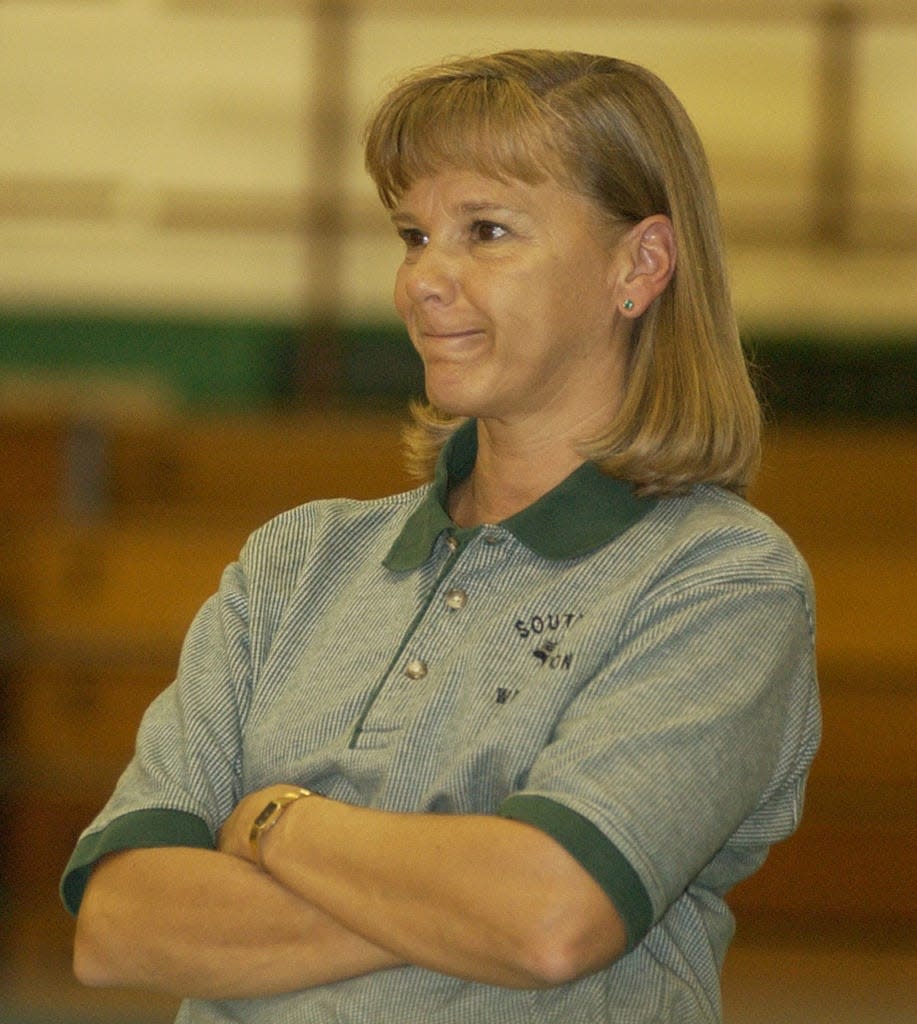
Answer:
[{"left": 62, "top": 420, "right": 820, "bottom": 1022}]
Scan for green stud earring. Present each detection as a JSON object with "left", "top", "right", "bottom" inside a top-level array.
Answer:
[{"left": 623, "top": 298, "right": 635, "bottom": 311}]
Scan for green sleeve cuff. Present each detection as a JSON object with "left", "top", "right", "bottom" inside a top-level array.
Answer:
[
  {"left": 497, "top": 794, "right": 653, "bottom": 950},
  {"left": 60, "top": 808, "right": 215, "bottom": 916}
]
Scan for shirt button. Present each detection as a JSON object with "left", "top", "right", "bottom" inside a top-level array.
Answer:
[
  {"left": 445, "top": 535, "right": 460, "bottom": 552},
  {"left": 444, "top": 588, "right": 468, "bottom": 610},
  {"left": 404, "top": 659, "right": 428, "bottom": 680}
]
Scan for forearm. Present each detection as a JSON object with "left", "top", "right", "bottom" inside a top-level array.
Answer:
[
  {"left": 258, "top": 798, "right": 626, "bottom": 988},
  {"left": 74, "top": 846, "right": 403, "bottom": 999}
]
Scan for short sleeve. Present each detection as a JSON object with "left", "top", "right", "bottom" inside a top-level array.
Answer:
[
  {"left": 499, "top": 571, "right": 819, "bottom": 947},
  {"left": 60, "top": 558, "right": 252, "bottom": 914}
]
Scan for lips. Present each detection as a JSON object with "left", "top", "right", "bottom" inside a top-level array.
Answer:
[
  {"left": 416, "top": 324, "right": 485, "bottom": 340},
  {"left": 412, "top": 322, "right": 488, "bottom": 354}
]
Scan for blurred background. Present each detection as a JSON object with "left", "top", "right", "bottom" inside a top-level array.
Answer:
[{"left": 0, "top": 0, "right": 914, "bottom": 1021}]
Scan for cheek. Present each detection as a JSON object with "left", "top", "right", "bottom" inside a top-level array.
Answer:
[
  {"left": 393, "top": 268, "right": 409, "bottom": 321},
  {"left": 552, "top": 261, "right": 614, "bottom": 325}
]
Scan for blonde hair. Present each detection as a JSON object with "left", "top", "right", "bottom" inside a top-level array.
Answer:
[{"left": 364, "top": 50, "right": 761, "bottom": 496}]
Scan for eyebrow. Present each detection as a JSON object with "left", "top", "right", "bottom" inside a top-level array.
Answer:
[
  {"left": 390, "top": 210, "right": 418, "bottom": 226},
  {"left": 458, "top": 200, "right": 517, "bottom": 215},
  {"left": 391, "top": 199, "right": 524, "bottom": 224}
]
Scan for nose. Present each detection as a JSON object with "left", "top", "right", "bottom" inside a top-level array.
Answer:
[{"left": 399, "top": 243, "right": 459, "bottom": 306}]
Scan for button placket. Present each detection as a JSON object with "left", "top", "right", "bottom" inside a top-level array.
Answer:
[
  {"left": 397, "top": 532, "right": 470, "bottom": 684},
  {"left": 405, "top": 584, "right": 468, "bottom": 678},
  {"left": 350, "top": 529, "right": 521, "bottom": 749},
  {"left": 362, "top": 529, "right": 505, "bottom": 727}
]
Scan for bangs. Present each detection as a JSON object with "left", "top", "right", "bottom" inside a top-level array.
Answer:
[{"left": 364, "top": 75, "right": 568, "bottom": 207}]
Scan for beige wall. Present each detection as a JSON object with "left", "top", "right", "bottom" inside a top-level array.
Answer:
[{"left": 0, "top": 0, "right": 914, "bottom": 331}]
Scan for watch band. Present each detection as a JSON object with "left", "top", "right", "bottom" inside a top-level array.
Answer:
[{"left": 248, "top": 787, "right": 315, "bottom": 869}]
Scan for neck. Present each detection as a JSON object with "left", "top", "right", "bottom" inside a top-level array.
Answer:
[{"left": 447, "top": 419, "right": 589, "bottom": 527}]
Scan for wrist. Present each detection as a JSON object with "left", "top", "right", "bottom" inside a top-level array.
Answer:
[{"left": 248, "top": 788, "right": 317, "bottom": 870}]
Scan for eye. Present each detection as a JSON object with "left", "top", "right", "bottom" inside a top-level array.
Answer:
[
  {"left": 397, "top": 227, "right": 428, "bottom": 251},
  {"left": 471, "top": 220, "right": 509, "bottom": 242}
]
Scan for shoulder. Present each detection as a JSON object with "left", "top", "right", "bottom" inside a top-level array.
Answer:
[
  {"left": 637, "top": 485, "right": 814, "bottom": 600},
  {"left": 235, "top": 485, "right": 429, "bottom": 586},
  {"left": 204, "top": 485, "right": 431, "bottom": 656}
]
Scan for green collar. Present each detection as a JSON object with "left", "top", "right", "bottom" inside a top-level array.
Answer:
[{"left": 385, "top": 420, "right": 657, "bottom": 570}]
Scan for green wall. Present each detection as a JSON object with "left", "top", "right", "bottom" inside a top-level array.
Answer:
[{"left": 0, "top": 311, "right": 913, "bottom": 420}]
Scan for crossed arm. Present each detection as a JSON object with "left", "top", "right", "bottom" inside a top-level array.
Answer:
[{"left": 73, "top": 788, "right": 626, "bottom": 1000}]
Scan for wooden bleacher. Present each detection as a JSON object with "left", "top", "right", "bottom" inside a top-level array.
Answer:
[
  {"left": 733, "top": 420, "right": 916, "bottom": 940},
  {"left": 0, "top": 409, "right": 913, "bottom": 978}
]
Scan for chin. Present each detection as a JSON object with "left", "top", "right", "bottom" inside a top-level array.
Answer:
[
  {"left": 426, "top": 396, "right": 476, "bottom": 419},
  {"left": 423, "top": 381, "right": 478, "bottom": 418}
]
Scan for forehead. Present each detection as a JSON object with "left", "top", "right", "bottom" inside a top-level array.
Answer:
[
  {"left": 392, "top": 168, "right": 612, "bottom": 236},
  {"left": 393, "top": 168, "right": 549, "bottom": 208}
]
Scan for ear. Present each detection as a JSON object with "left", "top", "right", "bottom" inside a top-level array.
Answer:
[{"left": 615, "top": 215, "right": 676, "bottom": 318}]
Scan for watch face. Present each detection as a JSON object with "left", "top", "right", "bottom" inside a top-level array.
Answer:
[{"left": 253, "top": 801, "right": 282, "bottom": 829}]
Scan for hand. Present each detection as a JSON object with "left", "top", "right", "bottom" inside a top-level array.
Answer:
[{"left": 218, "top": 784, "right": 303, "bottom": 863}]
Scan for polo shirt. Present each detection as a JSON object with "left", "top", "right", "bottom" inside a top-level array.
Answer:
[{"left": 61, "top": 419, "right": 820, "bottom": 1023}]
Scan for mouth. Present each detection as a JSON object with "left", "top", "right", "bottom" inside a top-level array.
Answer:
[
  {"left": 415, "top": 330, "right": 487, "bottom": 369},
  {"left": 415, "top": 325, "right": 487, "bottom": 346}
]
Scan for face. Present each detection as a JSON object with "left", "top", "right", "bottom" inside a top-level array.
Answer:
[{"left": 391, "top": 169, "right": 631, "bottom": 436}]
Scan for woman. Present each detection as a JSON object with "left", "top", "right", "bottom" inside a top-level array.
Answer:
[{"left": 63, "top": 51, "right": 820, "bottom": 1023}]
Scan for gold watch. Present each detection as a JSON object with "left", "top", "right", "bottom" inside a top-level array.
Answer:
[{"left": 248, "top": 788, "right": 315, "bottom": 869}]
